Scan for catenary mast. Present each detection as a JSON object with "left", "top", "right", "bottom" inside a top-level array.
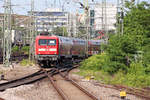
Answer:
[
  {"left": 3, "top": 0, "right": 12, "bottom": 67},
  {"left": 29, "top": 0, "right": 35, "bottom": 60}
]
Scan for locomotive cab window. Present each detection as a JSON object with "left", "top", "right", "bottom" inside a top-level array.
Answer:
[
  {"left": 48, "top": 39, "right": 56, "bottom": 45},
  {"left": 39, "top": 39, "right": 47, "bottom": 45}
]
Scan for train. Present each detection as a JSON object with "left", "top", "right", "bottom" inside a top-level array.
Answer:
[{"left": 35, "top": 34, "right": 104, "bottom": 66}]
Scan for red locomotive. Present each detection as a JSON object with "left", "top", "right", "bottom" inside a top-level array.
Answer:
[{"left": 35, "top": 35, "right": 103, "bottom": 66}]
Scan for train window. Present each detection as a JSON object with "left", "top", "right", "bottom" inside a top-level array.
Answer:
[
  {"left": 39, "top": 39, "right": 47, "bottom": 45},
  {"left": 48, "top": 39, "right": 56, "bottom": 45}
]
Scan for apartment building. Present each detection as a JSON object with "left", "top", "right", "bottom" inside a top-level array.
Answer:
[
  {"left": 32, "top": 8, "right": 69, "bottom": 32},
  {"left": 93, "top": 3, "right": 117, "bottom": 31}
]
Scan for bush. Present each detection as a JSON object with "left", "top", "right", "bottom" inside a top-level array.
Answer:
[
  {"left": 80, "top": 60, "right": 150, "bottom": 87},
  {"left": 102, "top": 62, "right": 127, "bottom": 75},
  {"left": 21, "top": 46, "right": 29, "bottom": 54},
  {"left": 80, "top": 52, "right": 128, "bottom": 75},
  {"left": 12, "top": 46, "right": 19, "bottom": 53},
  {"left": 80, "top": 53, "right": 109, "bottom": 70},
  {"left": 111, "top": 63, "right": 150, "bottom": 87},
  {"left": 20, "top": 59, "right": 35, "bottom": 66}
]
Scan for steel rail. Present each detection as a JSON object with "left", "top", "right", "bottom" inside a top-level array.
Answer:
[
  {"left": 95, "top": 83, "right": 150, "bottom": 100},
  {"left": 58, "top": 69, "right": 100, "bottom": 100},
  {"left": 64, "top": 63, "right": 150, "bottom": 100},
  {"left": 0, "top": 69, "right": 49, "bottom": 91},
  {"left": 44, "top": 69, "right": 69, "bottom": 100}
]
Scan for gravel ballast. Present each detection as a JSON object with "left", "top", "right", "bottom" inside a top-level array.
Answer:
[{"left": 0, "top": 64, "right": 146, "bottom": 100}]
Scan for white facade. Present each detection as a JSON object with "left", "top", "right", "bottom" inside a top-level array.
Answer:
[
  {"left": 94, "top": 3, "right": 117, "bottom": 31},
  {"left": 33, "top": 8, "right": 69, "bottom": 32}
]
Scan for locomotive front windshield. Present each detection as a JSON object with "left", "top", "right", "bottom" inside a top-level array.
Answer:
[
  {"left": 39, "top": 39, "right": 47, "bottom": 45},
  {"left": 39, "top": 39, "right": 56, "bottom": 45},
  {"left": 48, "top": 40, "right": 56, "bottom": 45}
]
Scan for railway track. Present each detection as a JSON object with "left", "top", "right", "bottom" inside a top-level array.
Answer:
[
  {"left": 0, "top": 61, "right": 78, "bottom": 91},
  {"left": 0, "top": 65, "right": 77, "bottom": 91},
  {"left": 0, "top": 62, "right": 149, "bottom": 100},
  {"left": 52, "top": 64, "right": 150, "bottom": 100},
  {"left": 0, "top": 69, "right": 47, "bottom": 91},
  {"left": 95, "top": 83, "right": 150, "bottom": 100},
  {"left": 45, "top": 67, "right": 100, "bottom": 100},
  {"left": 68, "top": 62, "right": 150, "bottom": 100}
]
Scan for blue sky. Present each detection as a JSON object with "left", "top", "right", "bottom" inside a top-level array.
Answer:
[
  {"left": 0, "top": 0, "right": 149, "bottom": 15},
  {"left": 0, "top": 0, "right": 116, "bottom": 15}
]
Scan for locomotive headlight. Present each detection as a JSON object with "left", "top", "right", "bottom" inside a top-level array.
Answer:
[
  {"left": 38, "top": 48, "right": 46, "bottom": 51},
  {"left": 49, "top": 48, "right": 57, "bottom": 51}
]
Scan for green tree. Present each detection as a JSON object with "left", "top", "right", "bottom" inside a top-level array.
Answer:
[
  {"left": 52, "top": 27, "right": 68, "bottom": 36},
  {"left": 124, "top": 1, "right": 150, "bottom": 43},
  {"left": 102, "top": 1, "right": 150, "bottom": 74},
  {"left": 123, "top": 1, "right": 150, "bottom": 65}
]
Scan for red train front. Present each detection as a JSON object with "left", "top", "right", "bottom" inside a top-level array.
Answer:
[{"left": 35, "top": 35, "right": 60, "bottom": 65}]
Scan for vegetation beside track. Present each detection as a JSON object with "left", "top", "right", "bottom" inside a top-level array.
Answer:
[
  {"left": 79, "top": 54, "right": 150, "bottom": 87},
  {"left": 20, "top": 59, "right": 35, "bottom": 66},
  {"left": 21, "top": 46, "right": 30, "bottom": 55},
  {"left": 79, "top": 1, "right": 150, "bottom": 88},
  {"left": 12, "top": 46, "right": 29, "bottom": 55}
]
